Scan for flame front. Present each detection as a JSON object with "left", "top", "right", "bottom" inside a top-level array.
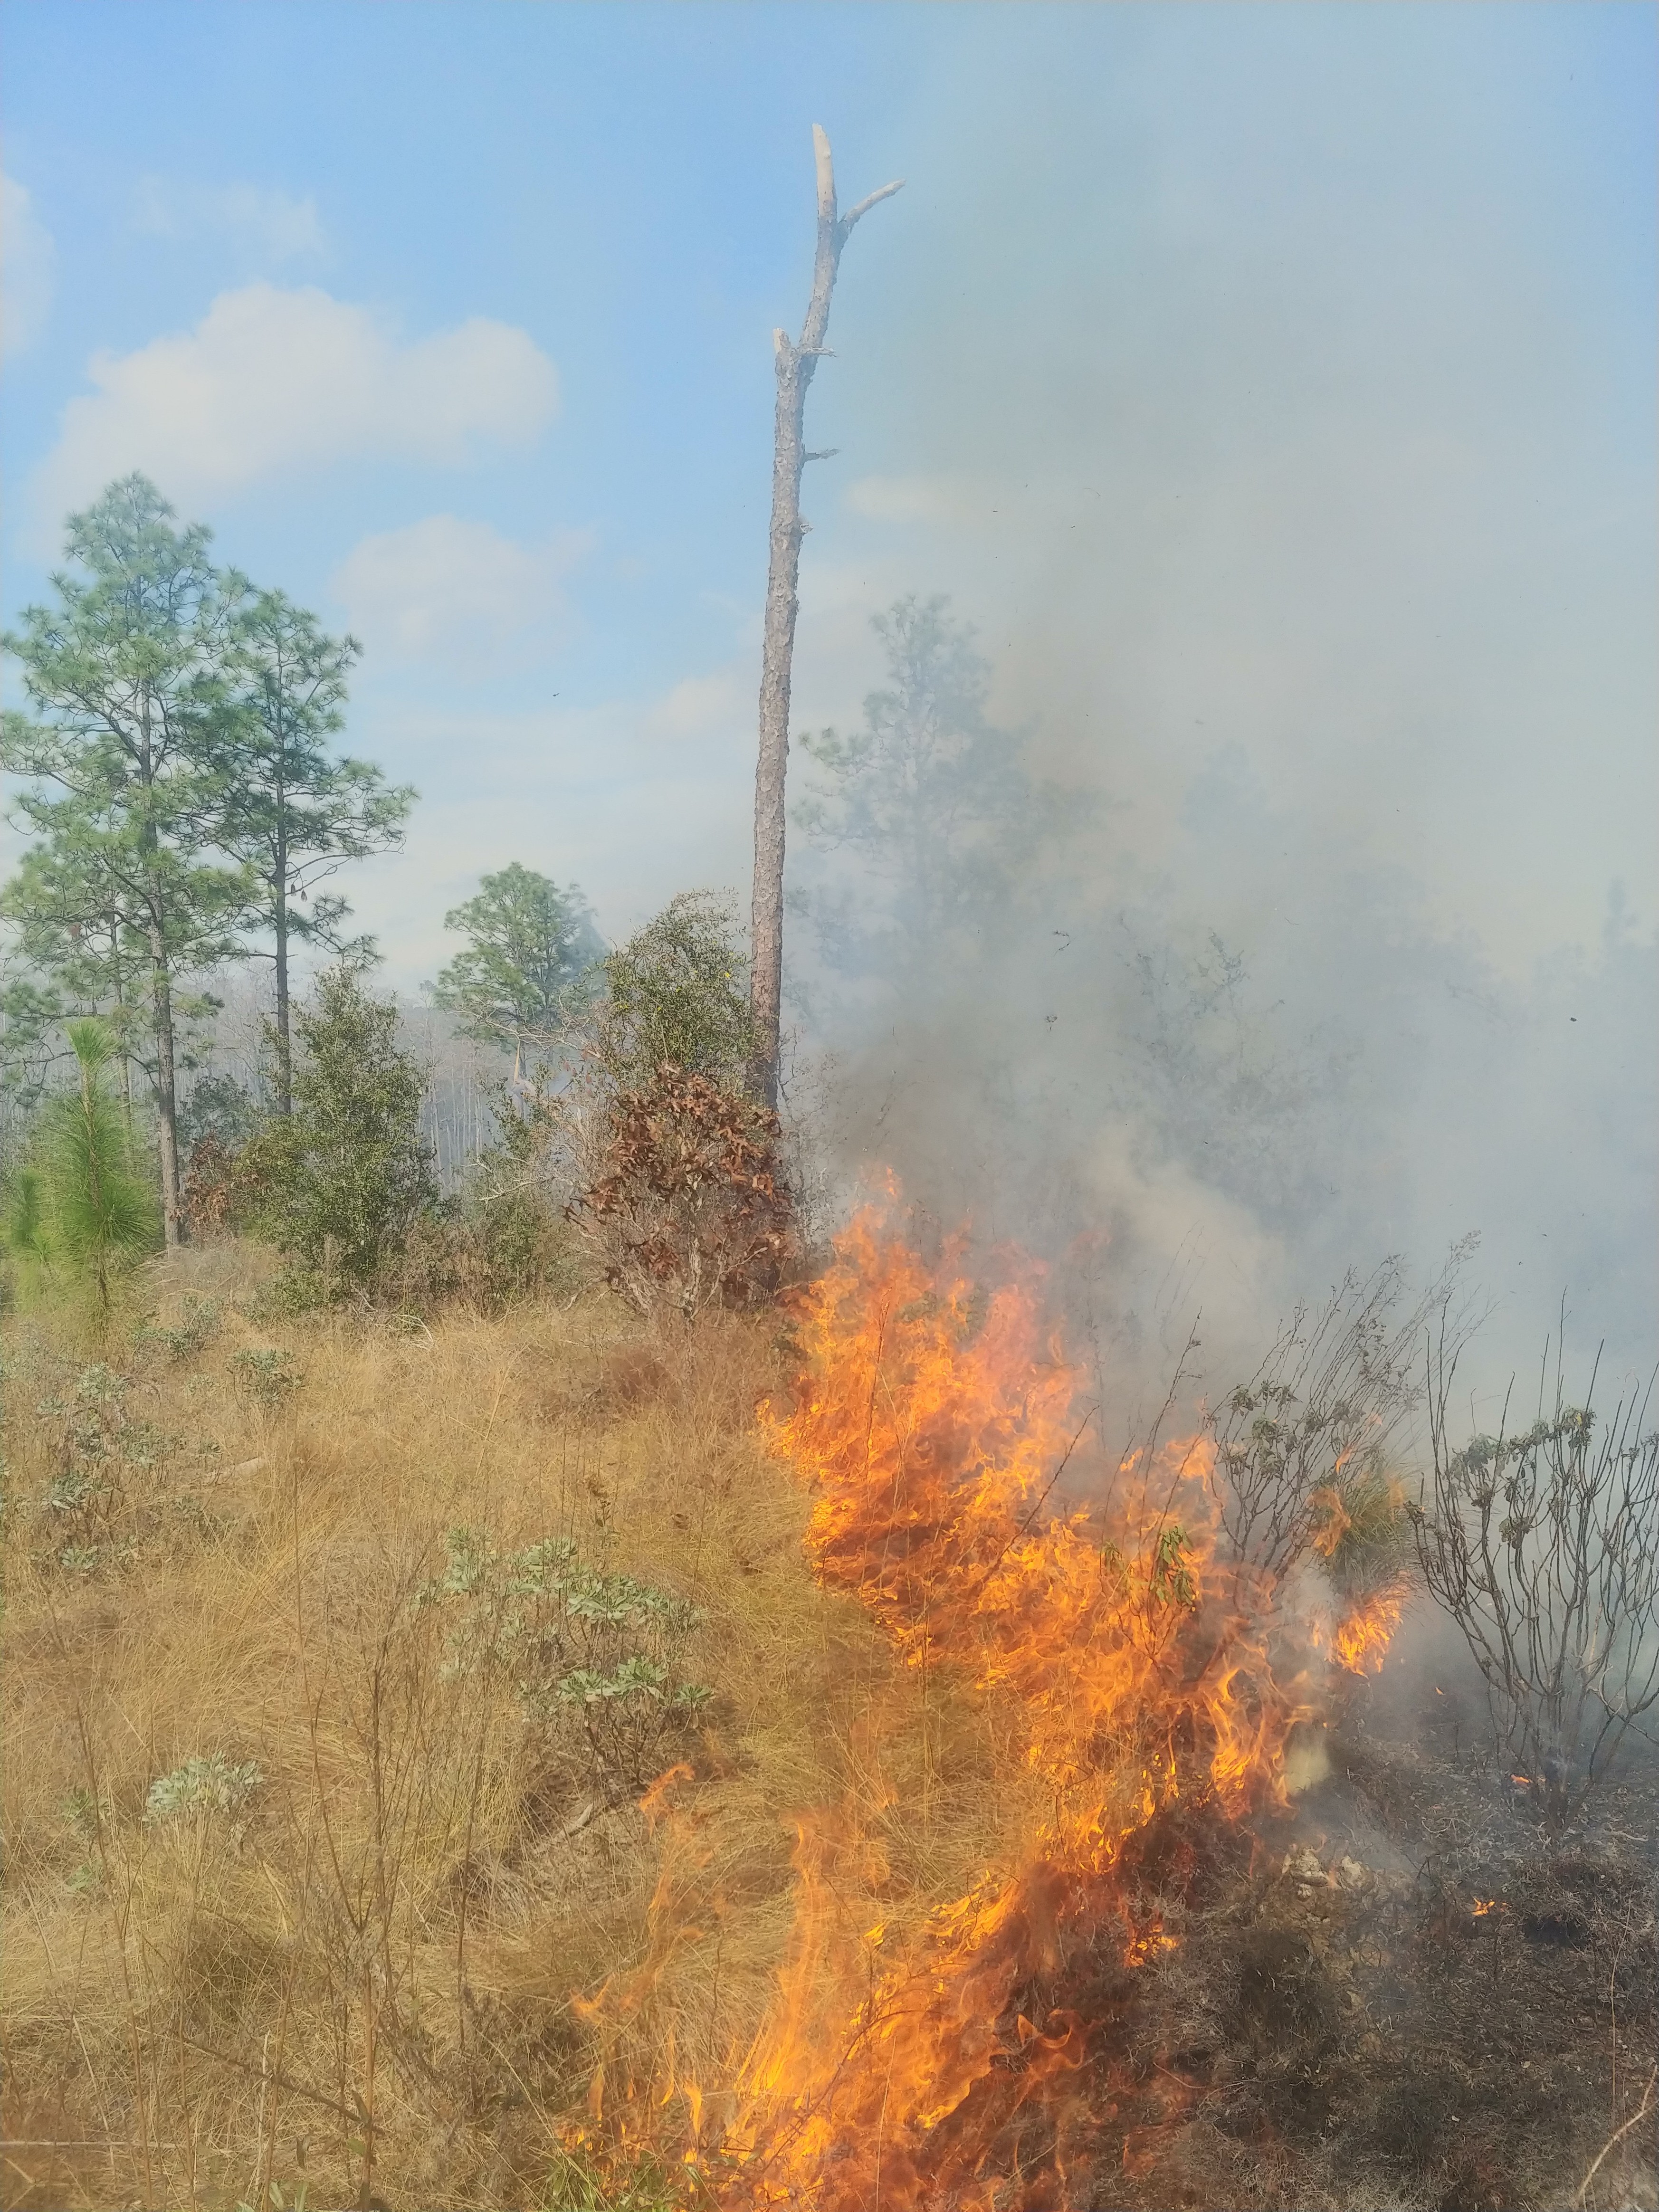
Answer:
[
  {"left": 1332, "top": 1581, "right": 1407, "bottom": 1675},
  {"left": 710, "top": 1208, "right": 1336, "bottom": 2207},
  {"left": 582, "top": 1203, "right": 1391, "bottom": 2206}
]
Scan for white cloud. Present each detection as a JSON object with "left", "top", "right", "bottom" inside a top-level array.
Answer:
[
  {"left": 32, "top": 283, "right": 558, "bottom": 524},
  {"left": 132, "top": 176, "right": 328, "bottom": 261},
  {"left": 2, "top": 172, "right": 56, "bottom": 358},
  {"left": 640, "top": 667, "right": 749, "bottom": 743},
  {"left": 332, "top": 514, "right": 588, "bottom": 664}
]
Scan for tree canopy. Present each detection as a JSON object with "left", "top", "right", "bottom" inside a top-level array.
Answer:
[
  {"left": 594, "top": 890, "right": 753, "bottom": 1090},
  {"left": 216, "top": 583, "right": 415, "bottom": 1111},
  {"left": 0, "top": 475, "right": 256, "bottom": 1241},
  {"left": 795, "top": 595, "right": 1062, "bottom": 983},
  {"left": 433, "top": 864, "right": 602, "bottom": 1059},
  {"left": 2, "top": 474, "right": 419, "bottom": 1230}
]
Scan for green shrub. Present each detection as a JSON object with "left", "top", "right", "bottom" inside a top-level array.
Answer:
[
  {"left": 228, "top": 1345, "right": 303, "bottom": 1407},
  {"left": 34, "top": 1360, "right": 174, "bottom": 1573},
  {"left": 419, "top": 1527, "right": 711, "bottom": 1790},
  {"left": 542, "top": 2146, "right": 688, "bottom": 2212},
  {"left": 133, "top": 1294, "right": 224, "bottom": 1364},
  {"left": 591, "top": 891, "right": 754, "bottom": 1091},
  {"left": 144, "top": 1752, "right": 263, "bottom": 1825},
  {"left": 390, "top": 1087, "right": 583, "bottom": 1311},
  {"left": 238, "top": 964, "right": 435, "bottom": 1294},
  {"left": 563, "top": 896, "right": 795, "bottom": 1315}
]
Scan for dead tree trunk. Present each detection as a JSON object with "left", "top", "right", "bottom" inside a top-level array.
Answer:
[{"left": 749, "top": 124, "right": 902, "bottom": 1108}]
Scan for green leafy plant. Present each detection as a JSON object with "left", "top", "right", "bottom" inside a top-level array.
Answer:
[
  {"left": 420, "top": 1527, "right": 711, "bottom": 1789},
  {"left": 237, "top": 2183, "right": 309, "bottom": 2212},
  {"left": 228, "top": 1345, "right": 303, "bottom": 1407},
  {"left": 34, "top": 1360, "right": 173, "bottom": 1571},
  {"left": 133, "top": 1293, "right": 223, "bottom": 1363},
  {"left": 144, "top": 1751, "right": 264, "bottom": 1825},
  {"left": 390, "top": 1084, "right": 582, "bottom": 1311},
  {"left": 542, "top": 2145, "right": 689, "bottom": 2212},
  {"left": 591, "top": 891, "right": 754, "bottom": 1093},
  {"left": 1147, "top": 1523, "right": 1200, "bottom": 1612}
]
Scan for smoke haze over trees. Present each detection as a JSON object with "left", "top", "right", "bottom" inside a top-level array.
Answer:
[{"left": 2, "top": 6, "right": 1653, "bottom": 1404}]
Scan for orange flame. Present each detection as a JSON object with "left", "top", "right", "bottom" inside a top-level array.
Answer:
[
  {"left": 715, "top": 1209, "right": 1331, "bottom": 2205},
  {"left": 1332, "top": 1580, "right": 1407, "bottom": 1675},
  {"left": 577, "top": 1202, "right": 1386, "bottom": 2206}
]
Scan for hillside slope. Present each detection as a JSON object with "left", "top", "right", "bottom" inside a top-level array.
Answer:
[{"left": 1, "top": 1248, "right": 999, "bottom": 2212}]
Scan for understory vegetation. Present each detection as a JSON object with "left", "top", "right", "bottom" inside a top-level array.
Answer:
[
  {"left": 3, "top": 1230, "right": 1655, "bottom": 2212},
  {"left": 1, "top": 1251, "right": 1010, "bottom": 2212}
]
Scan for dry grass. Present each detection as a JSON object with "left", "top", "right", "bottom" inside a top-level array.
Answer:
[{"left": 0, "top": 1246, "right": 1006, "bottom": 2211}]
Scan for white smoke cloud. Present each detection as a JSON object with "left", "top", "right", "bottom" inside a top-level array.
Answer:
[
  {"left": 30, "top": 283, "right": 558, "bottom": 528},
  {"left": 332, "top": 514, "right": 589, "bottom": 666},
  {"left": 782, "top": 10, "right": 1656, "bottom": 1402},
  {"left": 1, "top": 172, "right": 56, "bottom": 358}
]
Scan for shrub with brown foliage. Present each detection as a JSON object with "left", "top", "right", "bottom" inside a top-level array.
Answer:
[
  {"left": 570, "top": 1061, "right": 794, "bottom": 1316},
  {"left": 181, "top": 1132, "right": 238, "bottom": 1239}
]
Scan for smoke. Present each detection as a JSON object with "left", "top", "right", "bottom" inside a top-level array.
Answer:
[{"left": 778, "top": 6, "right": 1657, "bottom": 1420}]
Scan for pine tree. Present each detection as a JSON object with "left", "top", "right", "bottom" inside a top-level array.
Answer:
[
  {"left": 795, "top": 596, "right": 1058, "bottom": 984},
  {"left": 1, "top": 476, "right": 254, "bottom": 1244},
  {"left": 433, "top": 864, "right": 601, "bottom": 1067},
  {"left": 216, "top": 585, "right": 415, "bottom": 1113},
  {"left": 27, "top": 1018, "right": 158, "bottom": 1308}
]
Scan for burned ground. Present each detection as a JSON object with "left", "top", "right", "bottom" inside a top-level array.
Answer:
[{"left": 1092, "top": 1664, "right": 1659, "bottom": 2212}]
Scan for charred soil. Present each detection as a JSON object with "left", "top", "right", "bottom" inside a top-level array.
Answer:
[{"left": 1100, "top": 1671, "right": 1659, "bottom": 2212}]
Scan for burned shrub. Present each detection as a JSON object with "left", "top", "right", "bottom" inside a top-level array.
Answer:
[
  {"left": 1412, "top": 1346, "right": 1659, "bottom": 1821},
  {"left": 181, "top": 1132, "right": 238, "bottom": 1239},
  {"left": 1205, "top": 1257, "right": 1456, "bottom": 1625},
  {"left": 544, "top": 890, "right": 797, "bottom": 1316},
  {"left": 570, "top": 1062, "right": 794, "bottom": 1318}
]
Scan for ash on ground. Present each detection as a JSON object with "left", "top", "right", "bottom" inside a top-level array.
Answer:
[{"left": 1090, "top": 1657, "right": 1659, "bottom": 2212}]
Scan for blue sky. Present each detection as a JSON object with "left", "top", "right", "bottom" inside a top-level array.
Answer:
[{"left": 3, "top": 1, "right": 1655, "bottom": 992}]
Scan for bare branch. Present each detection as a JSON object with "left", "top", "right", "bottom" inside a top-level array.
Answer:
[
  {"left": 1574, "top": 2061, "right": 1656, "bottom": 2208},
  {"left": 812, "top": 122, "right": 836, "bottom": 223},
  {"left": 841, "top": 178, "right": 906, "bottom": 234}
]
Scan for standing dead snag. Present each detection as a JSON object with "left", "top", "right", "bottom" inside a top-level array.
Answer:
[{"left": 750, "top": 124, "right": 903, "bottom": 1108}]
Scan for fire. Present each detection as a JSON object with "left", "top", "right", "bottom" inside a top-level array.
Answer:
[
  {"left": 575, "top": 1202, "right": 1389, "bottom": 2206},
  {"left": 1331, "top": 1580, "right": 1407, "bottom": 1675}
]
